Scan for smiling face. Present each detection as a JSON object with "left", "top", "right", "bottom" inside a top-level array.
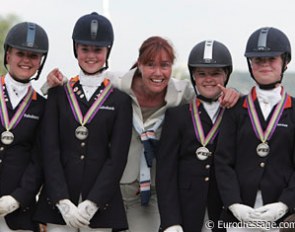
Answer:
[
  {"left": 250, "top": 56, "right": 284, "bottom": 86},
  {"left": 6, "top": 47, "right": 42, "bottom": 81},
  {"left": 76, "top": 43, "right": 108, "bottom": 74},
  {"left": 137, "top": 50, "right": 172, "bottom": 95},
  {"left": 193, "top": 67, "right": 227, "bottom": 99}
]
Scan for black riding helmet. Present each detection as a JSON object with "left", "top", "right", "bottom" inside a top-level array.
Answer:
[
  {"left": 188, "top": 40, "right": 232, "bottom": 101},
  {"left": 245, "top": 27, "right": 291, "bottom": 89},
  {"left": 4, "top": 22, "right": 49, "bottom": 81},
  {"left": 72, "top": 12, "right": 114, "bottom": 73}
]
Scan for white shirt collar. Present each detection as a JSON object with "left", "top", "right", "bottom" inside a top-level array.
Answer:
[
  {"left": 5, "top": 73, "right": 31, "bottom": 109},
  {"left": 256, "top": 85, "right": 282, "bottom": 120},
  {"left": 79, "top": 70, "right": 105, "bottom": 87},
  {"left": 256, "top": 85, "right": 282, "bottom": 105},
  {"left": 202, "top": 101, "right": 220, "bottom": 123}
]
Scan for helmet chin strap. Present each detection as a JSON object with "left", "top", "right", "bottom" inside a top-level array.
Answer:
[
  {"left": 197, "top": 94, "right": 219, "bottom": 103},
  {"left": 256, "top": 80, "right": 281, "bottom": 90},
  {"left": 9, "top": 73, "right": 31, "bottom": 84},
  {"left": 247, "top": 57, "right": 286, "bottom": 90},
  {"left": 7, "top": 53, "right": 47, "bottom": 83},
  {"left": 194, "top": 86, "right": 219, "bottom": 103},
  {"left": 191, "top": 73, "right": 227, "bottom": 103}
]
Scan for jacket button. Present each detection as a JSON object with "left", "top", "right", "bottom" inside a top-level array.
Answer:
[
  {"left": 80, "top": 155, "right": 85, "bottom": 160},
  {"left": 204, "top": 177, "right": 210, "bottom": 182},
  {"left": 260, "top": 162, "right": 265, "bottom": 168},
  {"left": 205, "top": 164, "right": 210, "bottom": 169}
]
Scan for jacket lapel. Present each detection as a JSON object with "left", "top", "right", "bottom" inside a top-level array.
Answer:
[
  {"left": 87, "top": 84, "right": 106, "bottom": 105},
  {"left": 242, "top": 89, "right": 292, "bottom": 128},
  {"left": 2, "top": 84, "right": 13, "bottom": 110},
  {"left": 72, "top": 81, "right": 89, "bottom": 107}
]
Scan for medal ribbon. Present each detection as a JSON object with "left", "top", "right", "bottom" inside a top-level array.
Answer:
[
  {"left": 0, "top": 77, "right": 34, "bottom": 131},
  {"left": 190, "top": 98, "right": 225, "bottom": 147},
  {"left": 246, "top": 87, "right": 287, "bottom": 143},
  {"left": 64, "top": 78, "right": 113, "bottom": 126}
]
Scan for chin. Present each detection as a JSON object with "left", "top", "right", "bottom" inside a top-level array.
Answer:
[
  {"left": 150, "top": 87, "right": 166, "bottom": 94},
  {"left": 200, "top": 90, "right": 218, "bottom": 98},
  {"left": 205, "top": 95, "right": 216, "bottom": 100},
  {"left": 17, "top": 74, "right": 32, "bottom": 80}
]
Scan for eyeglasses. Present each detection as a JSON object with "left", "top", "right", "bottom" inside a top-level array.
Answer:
[{"left": 144, "top": 61, "right": 172, "bottom": 71}]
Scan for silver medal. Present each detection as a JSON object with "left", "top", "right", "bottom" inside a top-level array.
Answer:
[
  {"left": 1, "top": 131, "right": 14, "bottom": 145},
  {"left": 256, "top": 143, "right": 270, "bottom": 157},
  {"left": 196, "top": 146, "right": 212, "bottom": 160},
  {"left": 75, "top": 126, "right": 88, "bottom": 140}
]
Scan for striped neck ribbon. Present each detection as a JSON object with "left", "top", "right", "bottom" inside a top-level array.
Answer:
[
  {"left": 190, "top": 97, "right": 224, "bottom": 147},
  {"left": 64, "top": 78, "right": 113, "bottom": 126},
  {"left": 246, "top": 87, "right": 287, "bottom": 143},
  {"left": 0, "top": 76, "right": 33, "bottom": 131}
]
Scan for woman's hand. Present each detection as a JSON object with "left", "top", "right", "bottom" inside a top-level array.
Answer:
[{"left": 218, "top": 84, "right": 240, "bottom": 109}]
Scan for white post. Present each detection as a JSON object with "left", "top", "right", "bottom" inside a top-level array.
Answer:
[{"left": 102, "top": 0, "right": 111, "bottom": 19}]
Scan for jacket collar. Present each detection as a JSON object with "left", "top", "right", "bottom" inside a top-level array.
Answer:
[
  {"left": 243, "top": 86, "right": 292, "bottom": 109},
  {"left": 69, "top": 76, "right": 109, "bottom": 106},
  {"left": 1, "top": 75, "right": 37, "bottom": 110}
]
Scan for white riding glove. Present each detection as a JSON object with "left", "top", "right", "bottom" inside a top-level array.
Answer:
[
  {"left": 229, "top": 203, "right": 260, "bottom": 222},
  {"left": 78, "top": 200, "right": 98, "bottom": 222},
  {"left": 0, "top": 195, "right": 20, "bottom": 216},
  {"left": 254, "top": 202, "right": 288, "bottom": 221},
  {"left": 164, "top": 225, "right": 184, "bottom": 232},
  {"left": 56, "top": 199, "right": 89, "bottom": 228}
]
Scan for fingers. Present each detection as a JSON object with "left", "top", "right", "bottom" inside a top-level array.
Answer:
[
  {"left": 253, "top": 206, "right": 268, "bottom": 214},
  {"left": 67, "top": 216, "right": 90, "bottom": 228},
  {"left": 249, "top": 210, "right": 263, "bottom": 219},
  {"left": 76, "top": 213, "right": 91, "bottom": 227},
  {"left": 218, "top": 86, "right": 240, "bottom": 109},
  {"left": 47, "top": 68, "right": 64, "bottom": 87},
  {"left": 0, "top": 204, "right": 9, "bottom": 216},
  {"left": 217, "top": 84, "right": 226, "bottom": 92}
]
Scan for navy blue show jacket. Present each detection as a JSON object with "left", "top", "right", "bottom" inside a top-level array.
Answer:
[
  {"left": 156, "top": 101, "right": 225, "bottom": 232},
  {"left": 34, "top": 80, "right": 132, "bottom": 230},
  {"left": 214, "top": 91, "right": 295, "bottom": 223},
  {"left": 0, "top": 87, "right": 45, "bottom": 231}
]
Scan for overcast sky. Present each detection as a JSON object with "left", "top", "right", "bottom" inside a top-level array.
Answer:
[{"left": 1, "top": 0, "right": 295, "bottom": 89}]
